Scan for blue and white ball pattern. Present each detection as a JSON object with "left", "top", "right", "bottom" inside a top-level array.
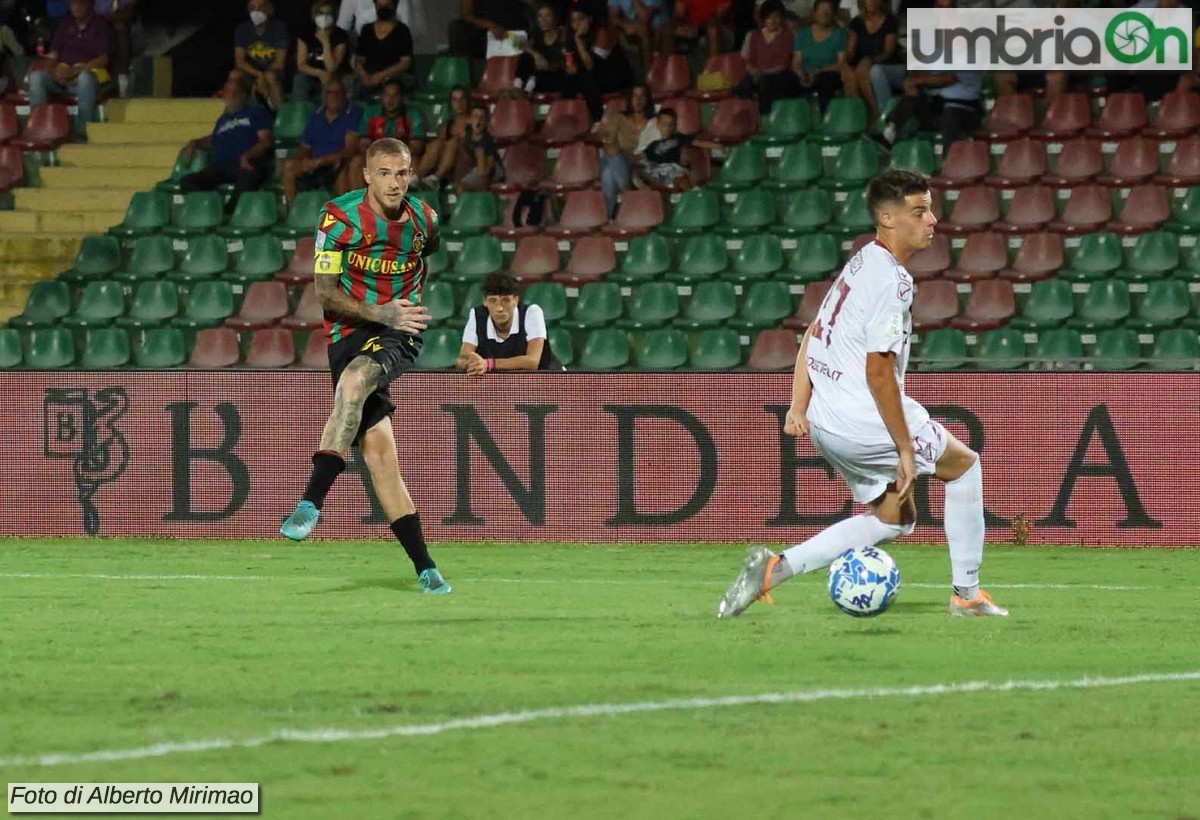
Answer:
[{"left": 827, "top": 546, "right": 900, "bottom": 617}]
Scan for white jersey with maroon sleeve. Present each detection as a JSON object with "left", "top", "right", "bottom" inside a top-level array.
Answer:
[{"left": 805, "top": 240, "right": 931, "bottom": 445}]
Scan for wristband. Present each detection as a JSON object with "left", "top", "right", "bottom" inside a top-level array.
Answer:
[{"left": 486, "top": 358, "right": 496, "bottom": 372}]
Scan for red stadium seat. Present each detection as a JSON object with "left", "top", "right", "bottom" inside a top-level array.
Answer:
[
  {"left": 1096, "top": 136, "right": 1159, "bottom": 187},
  {"left": 783, "top": 281, "right": 831, "bottom": 330},
  {"left": 1107, "top": 184, "right": 1170, "bottom": 235},
  {"left": 488, "top": 193, "right": 540, "bottom": 240},
  {"left": 938, "top": 186, "right": 1000, "bottom": 235},
  {"left": 544, "top": 141, "right": 599, "bottom": 192},
  {"left": 700, "top": 97, "right": 758, "bottom": 146},
  {"left": 277, "top": 237, "right": 316, "bottom": 285},
  {"left": 747, "top": 328, "right": 799, "bottom": 370},
  {"left": 11, "top": 103, "right": 70, "bottom": 150},
  {"left": 0, "top": 102, "right": 16, "bottom": 144},
  {"left": 494, "top": 140, "right": 545, "bottom": 193},
  {"left": 951, "top": 279, "right": 1015, "bottom": 331},
  {"left": 243, "top": 327, "right": 296, "bottom": 368},
  {"left": 544, "top": 189, "right": 608, "bottom": 238},
  {"left": 659, "top": 96, "right": 702, "bottom": 136},
  {"left": 531, "top": 99, "right": 590, "bottom": 146},
  {"left": 472, "top": 56, "right": 517, "bottom": 103},
  {"left": 985, "top": 138, "right": 1047, "bottom": 189},
  {"left": 298, "top": 331, "right": 329, "bottom": 369},
  {"left": 945, "top": 231, "right": 1008, "bottom": 283},
  {"left": 690, "top": 53, "right": 746, "bottom": 102},
  {"left": 510, "top": 234, "right": 560, "bottom": 283},
  {"left": 930, "top": 140, "right": 990, "bottom": 189},
  {"left": 1048, "top": 184, "right": 1112, "bottom": 235},
  {"left": 0, "top": 144, "right": 24, "bottom": 192},
  {"left": 188, "top": 327, "right": 240, "bottom": 367},
  {"left": 994, "top": 184, "right": 1055, "bottom": 234},
  {"left": 905, "top": 232, "right": 951, "bottom": 281},
  {"left": 1144, "top": 91, "right": 1200, "bottom": 139},
  {"left": 602, "top": 189, "right": 664, "bottom": 237},
  {"left": 225, "top": 281, "right": 289, "bottom": 330},
  {"left": 1032, "top": 93, "right": 1091, "bottom": 141},
  {"left": 280, "top": 282, "right": 323, "bottom": 331},
  {"left": 488, "top": 97, "right": 534, "bottom": 146},
  {"left": 1042, "top": 137, "right": 1103, "bottom": 188},
  {"left": 556, "top": 235, "right": 617, "bottom": 285},
  {"left": 911, "top": 280, "right": 960, "bottom": 331},
  {"left": 647, "top": 54, "right": 691, "bottom": 101},
  {"left": 980, "top": 94, "right": 1035, "bottom": 141},
  {"left": 1000, "top": 231, "right": 1063, "bottom": 282},
  {"left": 1156, "top": 135, "right": 1200, "bottom": 186},
  {"left": 1086, "top": 92, "right": 1147, "bottom": 139},
  {"left": 847, "top": 233, "right": 875, "bottom": 259}
]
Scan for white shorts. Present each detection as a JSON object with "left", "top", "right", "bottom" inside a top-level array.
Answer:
[{"left": 811, "top": 419, "right": 949, "bottom": 504}]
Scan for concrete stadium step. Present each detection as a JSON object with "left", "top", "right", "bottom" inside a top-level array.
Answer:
[
  {"left": 39, "top": 166, "right": 164, "bottom": 190},
  {"left": 108, "top": 98, "right": 224, "bottom": 125},
  {"left": 15, "top": 187, "right": 139, "bottom": 213},
  {"left": 0, "top": 210, "right": 122, "bottom": 234},
  {"left": 87, "top": 122, "right": 207, "bottom": 145},
  {"left": 2, "top": 261, "right": 72, "bottom": 279},
  {"left": 57, "top": 143, "right": 182, "bottom": 169},
  {"left": 0, "top": 233, "right": 83, "bottom": 262}
]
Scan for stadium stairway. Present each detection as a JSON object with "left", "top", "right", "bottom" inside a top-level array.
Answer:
[{"left": 0, "top": 98, "right": 222, "bottom": 322}]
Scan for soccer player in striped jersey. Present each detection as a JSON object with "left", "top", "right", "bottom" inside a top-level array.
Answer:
[{"left": 280, "top": 137, "right": 451, "bottom": 595}]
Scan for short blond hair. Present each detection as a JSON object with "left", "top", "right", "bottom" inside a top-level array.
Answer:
[{"left": 365, "top": 138, "right": 411, "bottom": 165}]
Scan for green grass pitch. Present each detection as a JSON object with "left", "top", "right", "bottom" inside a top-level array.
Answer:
[{"left": 1, "top": 539, "right": 1198, "bottom": 819}]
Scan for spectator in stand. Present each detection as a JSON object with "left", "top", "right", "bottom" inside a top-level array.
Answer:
[
  {"left": 841, "top": 0, "right": 899, "bottom": 116},
  {"left": 28, "top": 0, "right": 110, "bottom": 139},
  {"left": 608, "top": 0, "right": 671, "bottom": 72},
  {"left": 282, "top": 78, "right": 363, "bottom": 204},
  {"left": 234, "top": 0, "right": 288, "bottom": 111},
  {"left": 179, "top": 72, "right": 274, "bottom": 209},
  {"left": 417, "top": 84, "right": 470, "bottom": 186},
  {"left": 598, "top": 83, "right": 656, "bottom": 217},
  {"left": 735, "top": 0, "right": 801, "bottom": 116},
  {"left": 294, "top": 0, "right": 350, "bottom": 102},
  {"left": 337, "top": 0, "right": 415, "bottom": 33},
  {"left": 514, "top": 2, "right": 569, "bottom": 95},
  {"left": 456, "top": 102, "right": 502, "bottom": 191},
  {"left": 568, "top": 6, "right": 633, "bottom": 118},
  {"left": 675, "top": 0, "right": 732, "bottom": 59},
  {"left": 95, "top": 0, "right": 137, "bottom": 97},
  {"left": 346, "top": 78, "right": 424, "bottom": 184},
  {"left": 354, "top": 0, "right": 415, "bottom": 94},
  {"left": 791, "top": 0, "right": 846, "bottom": 113},
  {"left": 0, "top": 14, "right": 24, "bottom": 96},
  {"left": 880, "top": 70, "right": 982, "bottom": 148},
  {"left": 634, "top": 107, "right": 718, "bottom": 191},
  {"left": 456, "top": 272, "right": 565, "bottom": 374},
  {"left": 449, "top": 0, "right": 536, "bottom": 59}
]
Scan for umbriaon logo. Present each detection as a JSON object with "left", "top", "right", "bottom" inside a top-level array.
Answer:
[{"left": 908, "top": 9, "right": 1191, "bottom": 71}]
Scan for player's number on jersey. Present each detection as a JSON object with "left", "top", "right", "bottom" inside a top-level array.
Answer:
[{"left": 811, "top": 278, "right": 851, "bottom": 346}]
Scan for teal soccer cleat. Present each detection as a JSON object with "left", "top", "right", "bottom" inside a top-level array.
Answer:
[
  {"left": 419, "top": 568, "right": 452, "bottom": 595},
  {"left": 280, "top": 501, "right": 319, "bottom": 541}
]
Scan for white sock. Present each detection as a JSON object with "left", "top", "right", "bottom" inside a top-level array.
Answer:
[
  {"left": 945, "top": 458, "right": 985, "bottom": 590},
  {"left": 781, "top": 513, "right": 907, "bottom": 576}
]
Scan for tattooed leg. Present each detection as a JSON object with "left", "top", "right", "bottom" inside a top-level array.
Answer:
[{"left": 319, "top": 356, "right": 385, "bottom": 453}]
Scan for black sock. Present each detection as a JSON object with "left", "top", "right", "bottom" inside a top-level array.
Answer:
[
  {"left": 390, "top": 513, "right": 435, "bottom": 574},
  {"left": 302, "top": 451, "right": 345, "bottom": 509}
]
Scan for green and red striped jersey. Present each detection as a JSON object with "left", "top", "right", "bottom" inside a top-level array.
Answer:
[{"left": 313, "top": 189, "right": 440, "bottom": 342}]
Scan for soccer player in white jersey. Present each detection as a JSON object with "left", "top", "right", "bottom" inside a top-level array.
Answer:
[{"left": 718, "top": 169, "right": 1009, "bottom": 619}]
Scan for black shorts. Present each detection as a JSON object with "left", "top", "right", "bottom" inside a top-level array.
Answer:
[
  {"left": 327, "top": 325, "right": 422, "bottom": 445},
  {"left": 298, "top": 162, "right": 343, "bottom": 193}
]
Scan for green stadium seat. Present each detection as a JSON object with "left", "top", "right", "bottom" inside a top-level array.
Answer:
[
  {"left": 719, "top": 188, "right": 777, "bottom": 237},
  {"left": 826, "top": 189, "right": 874, "bottom": 239},
  {"left": 679, "top": 280, "right": 738, "bottom": 329},
  {"left": 119, "top": 280, "right": 181, "bottom": 329},
  {"left": 763, "top": 140, "right": 823, "bottom": 191},
  {"left": 1069, "top": 279, "right": 1131, "bottom": 330},
  {"left": 1176, "top": 244, "right": 1200, "bottom": 282},
  {"left": 565, "top": 281, "right": 624, "bottom": 330},
  {"left": 523, "top": 282, "right": 567, "bottom": 322},
  {"left": 156, "top": 146, "right": 208, "bottom": 194},
  {"left": 1011, "top": 277, "right": 1073, "bottom": 329},
  {"left": 1116, "top": 230, "right": 1178, "bottom": 282},
  {"left": 162, "top": 191, "right": 224, "bottom": 238},
  {"left": 1091, "top": 328, "right": 1141, "bottom": 370},
  {"left": 458, "top": 284, "right": 482, "bottom": 319},
  {"left": 232, "top": 233, "right": 287, "bottom": 283},
  {"left": 8, "top": 280, "right": 71, "bottom": 329},
  {"left": 546, "top": 326, "right": 575, "bottom": 366},
  {"left": 820, "top": 137, "right": 881, "bottom": 191},
  {"left": 134, "top": 327, "right": 186, "bottom": 367},
  {"left": 109, "top": 190, "right": 171, "bottom": 239},
  {"left": 444, "top": 191, "right": 500, "bottom": 239},
  {"left": 80, "top": 327, "right": 131, "bottom": 369},
  {"left": 614, "top": 233, "right": 672, "bottom": 284},
  {"left": 413, "top": 327, "right": 460, "bottom": 370},
  {"left": 817, "top": 97, "right": 868, "bottom": 143},
  {"left": 975, "top": 327, "right": 1027, "bottom": 370},
  {"left": 411, "top": 188, "right": 442, "bottom": 215},
  {"left": 734, "top": 280, "right": 793, "bottom": 330},
  {"left": 730, "top": 233, "right": 785, "bottom": 281},
  {"left": 890, "top": 138, "right": 938, "bottom": 176},
  {"left": 273, "top": 190, "right": 330, "bottom": 239},
  {"left": 169, "top": 234, "right": 229, "bottom": 283},
  {"left": 783, "top": 233, "right": 840, "bottom": 282},
  {"left": 1147, "top": 328, "right": 1199, "bottom": 369},
  {"left": 412, "top": 56, "right": 471, "bottom": 106},
  {"left": 176, "top": 280, "right": 236, "bottom": 329},
  {"left": 633, "top": 327, "right": 688, "bottom": 370},
  {"left": 753, "top": 97, "right": 812, "bottom": 145},
  {"left": 578, "top": 328, "right": 630, "bottom": 370},
  {"left": 446, "top": 234, "right": 503, "bottom": 283},
  {"left": 771, "top": 186, "right": 834, "bottom": 237},
  {"left": 711, "top": 142, "right": 767, "bottom": 191},
  {"left": 217, "top": 191, "right": 279, "bottom": 238},
  {"left": 623, "top": 281, "right": 680, "bottom": 329},
  {"left": 25, "top": 328, "right": 75, "bottom": 368},
  {"left": 1163, "top": 185, "right": 1200, "bottom": 233},
  {"left": 62, "top": 234, "right": 122, "bottom": 283},
  {"left": 919, "top": 328, "right": 968, "bottom": 371},
  {"left": 273, "top": 101, "right": 314, "bottom": 149},
  {"left": 1058, "top": 231, "right": 1123, "bottom": 282},
  {"left": 424, "top": 243, "right": 450, "bottom": 277},
  {"left": 1129, "top": 279, "right": 1191, "bottom": 329},
  {"left": 689, "top": 327, "right": 742, "bottom": 369},
  {"left": 667, "top": 233, "right": 727, "bottom": 283},
  {"left": 422, "top": 280, "right": 456, "bottom": 325},
  {"left": 63, "top": 280, "right": 125, "bottom": 329},
  {"left": 1031, "top": 327, "right": 1083, "bottom": 367},
  {"left": 0, "top": 327, "right": 21, "bottom": 368},
  {"left": 113, "top": 234, "right": 175, "bottom": 282},
  {"left": 658, "top": 188, "right": 721, "bottom": 238}
]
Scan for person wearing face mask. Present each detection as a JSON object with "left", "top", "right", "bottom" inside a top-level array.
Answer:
[
  {"left": 337, "top": 0, "right": 413, "bottom": 34},
  {"left": 234, "top": 0, "right": 289, "bottom": 111},
  {"left": 294, "top": 0, "right": 350, "bottom": 102},
  {"left": 353, "top": 0, "right": 415, "bottom": 95}
]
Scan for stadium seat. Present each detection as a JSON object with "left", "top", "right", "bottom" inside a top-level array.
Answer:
[
  {"left": 25, "top": 327, "right": 76, "bottom": 368},
  {"left": 0, "top": 143, "right": 24, "bottom": 191},
  {"left": 1129, "top": 279, "right": 1191, "bottom": 329},
  {"left": 8, "top": 280, "right": 71, "bottom": 329},
  {"left": 701, "top": 97, "right": 758, "bottom": 146},
  {"left": 1058, "top": 230, "right": 1122, "bottom": 282},
  {"left": 734, "top": 280, "right": 792, "bottom": 330},
  {"left": 217, "top": 191, "right": 279, "bottom": 238},
  {"left": 688, "top": 328, "right": 742, "bottom": 370},
  {"left": 950, "top": 279, "right": 1014, "bottom": 331},
  {"left": 938, "top": 186, "right": 999, "bottom": 235},
  {"left": 273, "top": 101, "right": 313, "bottom": 148},
  {"left": 1030, "top": 327, "right": 1083, "bottom": 368},
  {"left": 1011, "top": 277, "right": 1074, "bottom": 330},
  {"left": 578, "top": 327, "right": 630, "bottom": 370},
  {"left": 1032, "top": 93, "right": 1091, "bottom": 140},
  {"left": 297, "top": 330, "right": 329, "bottom": 369},
  {"left": 889, "top": 138, "right": 938, "bottom": 176},
  {"left": 532, "top": 99, "right": 590, "bottom": 147},
  {"left": 545, "top": 189, "right": 608, "bottom": 239},
  {"left": 176, "top": 280, "right": 236, "bottom": 329},
  {"left": 623, "top": 281, "right": 680, "bottom": 329},
  {"left": 445, "top": 191, "right": 500, "bottom": 238},
  {"left": 720, "top": 188, "right": 777, "bottom": 237},
  {"left": 980, "top": 93, "right": 1035, "bottom": 141},
  {"left": 754, "top": 97, "right": 812, "bottom": 145},
  {"left": 412, "top": 55, "right": 470, "bottom": 106},
  {"left": 421, "top": 280, "right": 456, "bottom": 326},
  {"left": 945, "top": 232, "right": 1007, "bottom": 283},
  {"left": 0, "top": 101, "right": 17, "bottom": 144},
  {"left": 488, "top": 193, "right": 540, "bottom": 240},
  {"left": 188, "top": 327, "right": 241, "bottom": 367},
  {"left": 162, "top": 190, "right": 224, "bottom": 238},
  {"left": 565, "top": 281, "right": 624, "bottom": 331},
  {"left": 994, "top": 185, "right": 1055, "bottom": 234},
  {"left": 243, "top": 327, "right": 296, "bottom": 368},
  {"left": 602, "top": 189, "right": 664, "bottom": 238},
  {"left": 0, "top": 328, "right": 22, "bottom": 368},
  {"left": 1155, "top": 135, "right": 1200, "bottom": 187},
  {"left": 273, "top": 190, "right": 329, "bottom": 238},
  {"left": 658, "top": 188, "right": 720, "bottom": 237},
  {"left": 746, "top": 328, "right": 798, "bottom": 369},
  {"left": 473, "top": 56, "right": 518, "bottom": 103},
  {"left": 821, "top": 137, "right": 880, "bottom": 191},
  {"left": 1117, "top": 231, "right": 1178, "bottom": 282},
  {"left": 1164, "top": 185, "right": 1200, "bottom": 234},
  {"left": 929, "top": 140, "right": 990, "bottom": 189},
  {"left": 1069, "top": 279, "right": 1131, "bottom": 330},
  {"left": 1000, "top": 232, "right": 1063, "bottom": 283},
  {"left": 911, "top": 279, "right": 960, "bottom": 330},
  {"left": 1091, "top": 328, "right": 1141, "bottom": 370},
  {"left": 659, "top": 96, "right": 702, "bottom": 136},
  {"left": 763, "top": 140, "right": 823, "bottom": 191},
  {"left": 118, "top": 280, "right": 180, "bottom": 329},
  {"left": 975, "top": 327, "right": 1026, "bottom": 370},
  {"left": 826, "top": 189, "right": 874, "bottom": 239},
  {"left": 985, "top": 138, "right": 1047, "bottom": 188},
  {"left": 669, "top": 233, "right": 727, "bottom": 283},
  {"left": 409, "top": 327, "right": 458, "bottom": 369},
  {"left": 64, "top": 280, "right": 125, "bottom": 329},
  {"left": 771, "top": 185, "right": 833, "bottom": 236},
  {"left": 1178, "top": 244, "right": 1200, "bottom": 281},
  {"left": 1147, "top": 328, "right": 1200, "bottom": 369},
  {"left": 784, "top": 233, "right": 841, "bottom": 283},
  {"left": 62, "top": 234, "right": 122, "bottom": 283},
  {"left": 156, "top": 146, "right": 209, "bottom": 194},
  {"left": 689, "top": 52, "right": 745, "bottom": 103},
  {"left": 1096, "top": 137, "right": 1159, "bottom": 187},
  {"left": 783, "top": 280, "right": 831, "bottom": 330},
  {"left": 1048, "top": 184, "right": 1112, "bottom": 235},
  {"left": 730, "top": 233, "right": 784, "bottom": 281},
  {"left": 816, "top": 97, "right": 867, "bottom": 143},
  {"left": 1042, "top": 137, "right": 1103, "bottom": 189},
  {"left": 919, "top": 328, "right": 967, "bottom": 371},
  {"left": 234, "top": 233, "right": 288, "bottom": 284},
  {"left": 444, "top": 234, "right": 502, "bottom": 285},
  {"left": 11, "top": 103, "right": 69, "bottom": 150},
  {"left": 616, "top": 233, "right": 672, "bottom": 283},
  {"left": 560, "top": 235, "right": 616, "bottom": 285},
  {"left": 1108, "top": 185, "right": 1169, "bottom": 235},
  {"left": 114, "top": 234, "right": 175, "bottom": 282},
  {"left": 424, "top": 242, "right": 450, "bottom": 280},
  {"left": 510, "top": 234, "right": 560, "bottom": 283},
  {"left": 711, "top": 141, "right": 767, "bottom": 191},
  {"left": 1085, "top": 92, "right": 1146, "bottom": 139},
  {"left": 170, "top": 234, "right": 229, "bottom": 283},
  {"left": 79, "top": 327, "right": 130, "bottom": 369},
  {"left": 130, "top": 327, "right": 185, "bottom": 367},
  {"left": 523, "top": 281, "right": 567, "bottom": 323},
  {"left": 906, "top": 232, "right": 951, "bottom": 281},
  {"left": 648, "top": 53, "right": 691, "bottom": 101},
  {"left": 458, "top": 284, "right": 482, "bottom": 320},
  {"left": 633, "top": 327, "right": 688, "bottom": 369},
  {"left": 495, "top": 140, "right": 544, "bottom": 193},
  {"left": 488, "top": 98, "right": 535, "bottom": 148},
  {"left": 225, "top": 281, "right": 288, "bottom": 330},
  {"left": 1145, "top": 91, "right": 1200, "bottom": 139},
  {"left": 281, "top": 282, "right": 323, "bottom": 331},
  {"left": 109, "top": 190, "right": 171, "bottom": 238},
  {"left": 679, "top": 280, "right": 738, "bottom": 329}
]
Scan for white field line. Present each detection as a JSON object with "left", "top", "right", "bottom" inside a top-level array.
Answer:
[{"left": 1, "top": 670, "right": 1198, "bottom": 769}]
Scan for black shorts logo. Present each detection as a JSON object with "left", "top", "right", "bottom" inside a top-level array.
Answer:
[{"left": 362, "top": 336, "right": 384, "bottom": 353}]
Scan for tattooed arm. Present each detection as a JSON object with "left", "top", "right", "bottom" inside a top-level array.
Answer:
[{"left": 313, "top": 275, "right": 430, "bottom": 334}]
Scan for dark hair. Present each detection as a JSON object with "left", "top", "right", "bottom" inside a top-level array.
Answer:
[
  {"left": 628, "top": 83, "right": 655, "bottom": 118},
  {"left": 381, "top": 78, "right": 405, "bottom": 96},
  {"left": 481, "top": 271, "right": 518, "bottom": 297},
  {"left": 657, "top": 107, "right": 677, "bottom": 121},
  {"left": 866, "top": 169, "right": 930, "bottom": 221},
  {"left": 811, "top": 0, "right": 838, "bottom": 14},
  {"left": 759, "top": 0, "right": 786, "bottom": 19},
  {"left": 470, "top": 101, "right": 489, "bottom": 116}
]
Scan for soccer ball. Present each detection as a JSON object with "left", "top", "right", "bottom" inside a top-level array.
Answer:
[{"left": 827, "top": 546, "right": 900, "bottom": 618}]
